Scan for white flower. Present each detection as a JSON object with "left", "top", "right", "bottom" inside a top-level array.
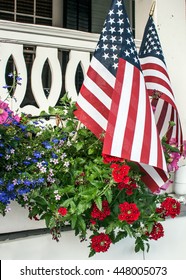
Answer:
[
  {"left": 5, "top": 155, "right": 10, "bottom": 160},
  {"left": 40, "top": 166, "right": 47, "bottom": 173},
  {"left": 61, "top": 153, "right": 67, "bottom": 160},
  {"left": 64, "top": 161, "right": 70, "bottom": 167},
  {"left": 5, "top": 165, "right": 12, "bottom": 171},
  {"left": 55, "top": 194, "right": 61, "bottom": 200}
]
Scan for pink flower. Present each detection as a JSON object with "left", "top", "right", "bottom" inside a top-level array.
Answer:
[
  {"left": 183, "top": 140, "right": 186, "bottom": 158},
  {"left": 160, "top": 179, "right": 173, "bottom": 191},
  {"left": 167, "top": 152, "right": 181, "bottom": 172},
  {"left": 0, "top": 100, "right": 9, "bottom": 124},
  {"left": 0, "top": 100, "right": 20, "bottom": 124}
]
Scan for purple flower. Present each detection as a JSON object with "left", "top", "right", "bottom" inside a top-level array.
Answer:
[
  {"left": 7, "top": 183, "right": 15, "bottom": 191},
  {"left": 167, "top": 152, "right": 181, "bottom": 172},
  {"left": 33, "top": 151, "right": 42, "bottom": 158},
  {"left": 42, "top": 141, "right": 52, "bottom": 149}
]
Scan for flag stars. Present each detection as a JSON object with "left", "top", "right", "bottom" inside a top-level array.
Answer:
[
  {"left": 111, "top": 45, "right": 117, "bottom": 51},
  {"left": 116, "top": 0, "right": 122, "bottom": 7},
  {"left": 112, "top": 62, "right": 118, "bottom": 69},
  {"left": 102, "top": 27, "right": 107, "bottom": 33},
  {"left": 102, "top": 44, "right": 108, "bottom": 50},
  {"left": 127, "top": 27, "right": 131, "bottom": 33},
  {"left": 117, "top": 9, "right": 123, "bottom": 17},
  {"left": 130, "top": 48, "right": 135, "bottom": 54},
  {"left": 95, "top": 44, "right": 100, "bottom": 51},
  {"left": 110, "top": 35, "right": 117, "bottom": 43},
  {"left": 108, "top": 9, "right": 114, "bottom": 16},
  {"left": 109, "top": 27, "right": 116, "bottom": 33},
  {"left": 108, "top": 18, "right": 115, "bottom": 25},
  {"left": 117, "top": 18, "right": 124, "bottom": 25},
  {"left": 119, "top": 27, "right": 124, "bottom": 34},
  {"left": 112, "top": 53, "right": 118, "bottom": 61},
  {"left": 124, "top": 50, "right": 130, "bottom": 57},
  {"left": 126, "top": 38, "right": 131, "bottom": 45},
  {"left": 101, "top": 35, "right": 108, "bottom": 42},
  {"left": 102, "top": 53, "right": 109, "bottom": 60}
]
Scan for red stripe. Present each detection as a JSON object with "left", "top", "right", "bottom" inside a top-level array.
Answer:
[
  {"left": 140, "top": 88, "right": 151, "bottom": 164},
  {"left": 156, "top": 101, "right": 168, "bottom": 134},
  {"left": 87, "top": 66, "right": 114, "bottom": 98},
  {"left": 141, "top": 62, "right": 170, "bottom": 81},
  {"left": 74, "top": 104, "right": 104, "bottom": 140},
  {"left": 102, "top": 59, "right": 126, "bottom": 155},
  {"left": 121, "top": 67, "right": 140, "bottom": 159},
  {"left": 140, "top": 165, "right": 168, "bottom": 193},
  {"left": 144, "top": 76, "right": 173, "bottom": 96},
  {"left": 80, "top": 84, "right": 110, "bottom": 120}
]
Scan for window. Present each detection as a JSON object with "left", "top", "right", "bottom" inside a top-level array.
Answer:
[{"left": 0, "top": 0, "right": 52, "bottom": 25}]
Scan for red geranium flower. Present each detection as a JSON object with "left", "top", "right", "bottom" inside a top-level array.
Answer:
[
  {"left": 118, "top": 202, "right": 140, "bottom": 223},
  {"left": 147, "top": 223, "right": 164, "bottom": 240},
  {"left": 110, "top": 163, "right": 130, "bottom": 183},
  {"left": 102, "top": 153, "right": 123, "bottom": 164},
  {"left": 91, "top": 200, "right": 110, "bottom": 220},
  {"left": 118, "top": 180, "right": 137, "bottom": 195},
  {"left": 58, "top": 207, "right": 68, "bottom": 216},
  {"left": 157, "top": 197, "right": 181, "bottom": 218},
  {"left": 91, "top": 233, "right": 112, "bottom": 252}
]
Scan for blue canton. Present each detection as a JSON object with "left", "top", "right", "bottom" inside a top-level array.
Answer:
[
  {"left": 139, "top": 16, "right": 165, "bottom": 64},
  {"left": 94, "top": 0, "right": 140, "bottom": 76}
]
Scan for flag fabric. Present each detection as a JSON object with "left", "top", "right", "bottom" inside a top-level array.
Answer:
[
  {"left": 74, "top": 0, "right": 169, "bottom": 192},
  {"left": 139, "top": 15, "right": 183, "bottom": 149}
]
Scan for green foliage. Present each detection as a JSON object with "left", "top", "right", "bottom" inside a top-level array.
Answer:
[{"left": 0, "top": 94, "right": 182, "bottom": 257}]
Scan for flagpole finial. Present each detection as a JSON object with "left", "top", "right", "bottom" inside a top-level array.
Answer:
[{"left": 149, "top": 1, "right": 156, "bottom": 16}]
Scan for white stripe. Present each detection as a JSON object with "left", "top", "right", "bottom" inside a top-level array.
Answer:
[
  {"left": 143, "top": 68, "right": 172, "bottom": 90},
  {"left": 110, "top": 63, "right": 133, "bottom": 157},
  {"left": 130, "top": 72, "right": 146, "bottom": 161},
  {"left": 146, "top": 82, "right": 175, "bottom": 103},
  {"left": 140, "top": 164, "right": 168, "bottom": 186},
  {"left": 140, "top": 56, "right": 167, "bottom": 70},
  {"left": 84, "top": 76, "right": 112, "bottom": 110},
  {"left": 91, "top": 56, "right": 115, "bottom": 88},
  {"left": 154, "top": 101, "right": 172, "bottom": 139},
  {"left": 77, "top": 94, "right": 108, "bottom": 131}
]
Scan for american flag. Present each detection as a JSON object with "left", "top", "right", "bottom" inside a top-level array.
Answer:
[
  {"left": 139, "top": 15, "right": 183, "bottom": 149},
  {"left": 74, "top": 0, "right": 168, "bottom": 192}
]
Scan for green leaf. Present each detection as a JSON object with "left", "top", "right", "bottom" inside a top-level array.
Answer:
[
  {"left": 114, "top": 231, "right": 127, "bottom": 244},
  {"left": 48, "top": 216, "right": 57, "bottom": 229},
  {"left": 94, "top": 197, "right": 102, "bottom": 211},
  {"left": 104, "top": 188, "right": 113, "bottom": 203},
  {"left": 77, "top": 216, "right": 86, "bottom": 232},
  {"left": 33, "top": 196, "right": 48, "bottom": 206},
  {"left": 77, "top": 201, "right": 91, "bottom": 214},
  {"left": 71, "top": 215, "right": 77, "bottom": 229},
  {"left": 75, "top": 142, "right": 84, "bottom": 151}
]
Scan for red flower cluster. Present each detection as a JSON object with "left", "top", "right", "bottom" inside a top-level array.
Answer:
[
  {"left": 118, "top": 202, "right": 140, "bottom": 224},
  {"left": 58, "top": 207, "right": 68, "bottom": 216},
  {"left": 102, "top": 153, "right": 123, "bottom": 164},
  {"left": 147, "top": 223, "right": 164, "bottom": 240},
  {"left": 156, "top": 197, "right": 181, "bottom": 218},
  {"left": 91, "top": 200, "right": 110, "bottom": 221},
  {"left": 91, "top": 233, "right": 112, "bottom": 252},
  {"left": 118, "top": 180, "right": 138, "bottom": 195},
  {"left": 110, "top": 163, "right": 130, "bottom": 183}
]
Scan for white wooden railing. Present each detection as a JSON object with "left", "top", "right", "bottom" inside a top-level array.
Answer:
[{"left": 0, "top": 20, "right": 141, "bottom": 116}]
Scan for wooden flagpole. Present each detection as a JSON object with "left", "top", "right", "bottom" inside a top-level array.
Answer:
[{"left": 149, "top": 1, "right": 156, "bottom": 16}]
